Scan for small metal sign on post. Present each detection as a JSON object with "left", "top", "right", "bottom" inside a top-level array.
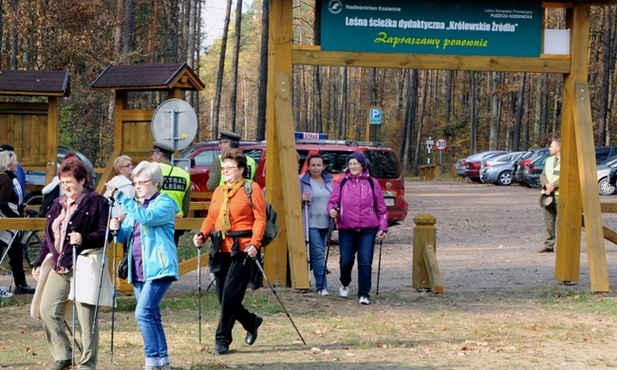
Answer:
[
  {"left": 425, "top": 137, "right": 434, "bottom": 164},
  {"left": 435, "top": 137, "right": 448, "bottom": 165}
]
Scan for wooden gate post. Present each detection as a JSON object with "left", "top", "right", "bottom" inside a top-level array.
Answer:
[{"left": 413, "top": 214, "right": 437, "bottom": 289}]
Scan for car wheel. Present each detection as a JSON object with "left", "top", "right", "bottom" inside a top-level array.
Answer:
[
  {"left": 598, "top": 177, "right": 616, "bottom": 195},
  {"left": 497, "top": 171, "right": 513, "bottom": 186}
]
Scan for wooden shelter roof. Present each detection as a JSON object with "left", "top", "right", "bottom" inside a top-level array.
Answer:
[
  {"left": 0, "top": 69, "right": 70, "bottom": 96},
  {"left": 91, "top": 62, "right": 205, "bottom": 91}
]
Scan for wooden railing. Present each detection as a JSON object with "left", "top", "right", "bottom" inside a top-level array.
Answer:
[{"left": 0, "top": 193, "right": 214, "bottom": 294}]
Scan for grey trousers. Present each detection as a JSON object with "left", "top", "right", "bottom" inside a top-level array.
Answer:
[
  {"left": 543, "top": 197, "right": 558, "bottom": 249},
  {"left": 39, "top": 269, "right": 99, "bottom": 370}
]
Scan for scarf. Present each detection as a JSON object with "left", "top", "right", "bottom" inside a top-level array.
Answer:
[{"left": 217, "top": 179, "right": 246, "bottom": 239}]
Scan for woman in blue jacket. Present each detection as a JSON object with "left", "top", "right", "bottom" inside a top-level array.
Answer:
[
  {"left": 300, "top": 154, "right": 334, "bottom": 295},
  {"left": 327, "top": 152, "right": 388, "bottom": 305},
  {"left": 109, "top": 161, "right": 179, "bottom": 370}
]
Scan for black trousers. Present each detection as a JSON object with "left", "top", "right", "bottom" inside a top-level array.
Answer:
[
  {"left": 214, "top": 252, "right": 259, "bottom": 346},
  {"left": 4, "top": 232, "right": 26, "bottom": 286}
]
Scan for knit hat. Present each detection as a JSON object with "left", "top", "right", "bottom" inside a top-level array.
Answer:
[{"left": 347, "top": 152, "right": 368, "bottom": 170}]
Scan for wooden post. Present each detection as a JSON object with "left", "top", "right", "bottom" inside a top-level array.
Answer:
[{"left": 413, "top": 214, "right": 436, "bottom": 289}]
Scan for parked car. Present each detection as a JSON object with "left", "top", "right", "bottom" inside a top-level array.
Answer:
[
  {"left": 479, "top": 151, "right": 526, "bottom": 185},
  {"left": 595, "top": 154, "right": 617, "bottom": 195},
  {"left": 514, "top": 148, "right": 549, "bottom": 185},
  {"left": 521, "top": 154, "right": 549, "bottom": 188},
  {"left": 464, "top": 151, "right": 508, "bottom": 182},
  {"left": 456, "top": 150, "right": 504, "bottom": 179},
  {"left": 178, "top": 140, "right": 257, "bottom": 193},
  {"left": 595, "top": 146, "right": 617, "bottom": 166},
  {"left": 244, "top": 139, "right": 408, "bottom": 225}
]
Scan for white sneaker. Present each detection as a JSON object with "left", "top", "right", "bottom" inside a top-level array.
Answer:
[
  {"left": 359, "top": 296, "right": 370, "bottom": 305},
  {"left": 339, "top": 286, "right": 349, "bottom": 298},
  {"left": 0, "top": 287, "right": 13, "bottom": 298},
  {"left": 318, "top": 289, "right": 329, "bottom": 296}
]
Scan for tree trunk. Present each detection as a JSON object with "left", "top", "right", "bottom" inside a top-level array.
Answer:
[
  {"left": 230, "top": 0, "right": 243, "bottom": 133},
  {"left": 124, "top": 0, "right": 135, "bottom": 55},
  {"left": 213, "top": 0, "right": 234, "bottom": 135},
  {"left": 402, "top": 69, "right": 418, "bottom": 174},
  {"left": 488, "top": 71, "right": 501, "bottom": 150},
  {"left": 256, "top": 0, "right": 269, "bottom": 141},
  {"left": 597, "top": 6, "right": 611, "bottom": 145},
  {"left": 512, "top": 73, "right": 526, "bottom": 151},
  {"left": 470, "top": 72, "right": 478, "bottom": 154}
]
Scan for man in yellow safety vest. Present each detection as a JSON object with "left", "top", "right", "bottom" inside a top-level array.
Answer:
[{"left": 538, "top": 138, "right": 560, "bottom": 253}]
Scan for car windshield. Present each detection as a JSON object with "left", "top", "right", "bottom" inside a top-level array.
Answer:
[{"left": 364, "top": 151, "right": 402, "bottom": 179}]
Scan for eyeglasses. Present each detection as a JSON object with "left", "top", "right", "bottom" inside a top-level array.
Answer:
[
  {"left": 122, "top": 163, "right": 133, "bottom": 168},
  {"left": 132, "top": 179, "right": 152, "bottom": 186},
  {"left": 221, "top": 165, "right": 238, "bottom": 170}
]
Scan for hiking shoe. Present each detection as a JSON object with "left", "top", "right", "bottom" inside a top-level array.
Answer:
[
  {"left": 359, "top": 296, "right": 370, "bottom": 305},
  {"left": 0, "top": 287, "right": 13, "bottom": 298},
  {"left": 339, "top": 286, "right": 349, "bottom": 298},
  {"left": 318, "top": 289, "right": 329, "bottom": 296},
  {"left": 245, "top": 315, "right": 263, "bottom": 345},
  {"left": 14, "top": 284, "right": 35, "bottom": 294},
  {"left": 212, "top": 343, "right": 229, "bottom": 355},
  {"left": 54, "top": 359, "right": 72, "bottom": 370}
]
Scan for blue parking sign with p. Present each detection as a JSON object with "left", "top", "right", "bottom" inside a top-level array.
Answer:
[{"left": 370, "top": 108, "right": 382, "bottom": 125}]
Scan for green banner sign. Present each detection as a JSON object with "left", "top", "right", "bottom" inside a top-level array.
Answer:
[{"left": 321, "top": 0, "right": 542, "bottom": 57}]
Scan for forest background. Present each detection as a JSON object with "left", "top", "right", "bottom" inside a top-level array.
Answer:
[{"left": 0, "top": 0, "right": 616, "bottom": 175}]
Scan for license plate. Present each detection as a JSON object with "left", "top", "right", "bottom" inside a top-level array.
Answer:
[{"left": 385, "top": 198, "right": 394, "bottom": 206}]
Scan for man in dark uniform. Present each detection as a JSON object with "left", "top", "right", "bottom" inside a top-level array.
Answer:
[
  {"left": 150, "top": 142, "right": 191, "bottom": 245},
  {"left": 207, "top": 131, "right": 256, "bottom": 191}
]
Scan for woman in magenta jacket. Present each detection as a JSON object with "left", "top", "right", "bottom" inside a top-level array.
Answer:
[{"left": 327, "top": 152, "right": 388, "bottom": 305}]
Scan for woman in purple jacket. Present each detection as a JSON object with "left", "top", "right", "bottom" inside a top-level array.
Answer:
[{"left": 327, "top": 152, "right": 388, "bottom": 305}]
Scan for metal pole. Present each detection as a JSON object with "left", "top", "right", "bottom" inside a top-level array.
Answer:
[
  {"left": 376, "top": 240, "right": 383, "bottom": 295},
  {"left": 92, "top": 198, "right": 115, "bottom": 332},
  {"left": 303, "top": 202, "right": 311, "bottom": 286},
  {"left": 320, "top": 220, "right": 334, "bottom": 292},
  {"left": 0, "top": 230, "right": 19, "bottom": 265},
  {"left": 197, "top": 246, "right": 202, "bottom": 345},
  {"left": 253, "top": 257, "right": 307, "bottom": 345},
  {"left": 110, "top": 239, "right": 117, "bottom": 363},
  {"left": 71, "top": 242, "right": 77, "bottom": 368}
]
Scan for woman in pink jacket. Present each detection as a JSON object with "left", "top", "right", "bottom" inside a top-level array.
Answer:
[{"left": 327, "top": 152, "right": 388, "bottom": 305}]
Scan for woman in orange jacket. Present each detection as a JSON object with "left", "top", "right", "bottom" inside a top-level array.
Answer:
[{"left": 193, "top": 149, "right": 266, "bottom": 355}]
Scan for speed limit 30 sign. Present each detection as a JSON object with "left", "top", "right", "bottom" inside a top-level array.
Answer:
[{"left": 435, "top": 137, "right": 448, "bottom": 151}]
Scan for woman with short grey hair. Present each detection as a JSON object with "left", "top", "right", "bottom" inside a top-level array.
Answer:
[
  {"left": 0, "top": 150, "right": 35, "bottom": 297},
  {"left": 108, "top": 161, "right": 178, "bottom": 370}
]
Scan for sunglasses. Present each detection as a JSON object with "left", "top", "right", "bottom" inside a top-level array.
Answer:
[{"left": 132, "top": 179, "right": 152, "bottom": 186}]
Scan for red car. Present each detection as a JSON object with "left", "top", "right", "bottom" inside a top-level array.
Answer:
[
  {"left": 464, "top": 151, "right": 507, "bottom": 182},
  {"left": 243, "top": 140, "right": 408, "bottom": 225}
]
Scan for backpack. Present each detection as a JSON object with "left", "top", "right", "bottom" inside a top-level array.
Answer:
[{"left": 243, "top": 180, "right": 278, "bottom": 247}]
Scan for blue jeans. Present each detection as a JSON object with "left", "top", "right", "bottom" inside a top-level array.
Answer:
[
  {"left": 133, "top": 279, "right": 173, "bottom": 367},
  {"left": 309, "top": 227, "right": 329, "bottom": 291},
  {"left": 338, "top": 228, "right": 378, "bottom": 298}
]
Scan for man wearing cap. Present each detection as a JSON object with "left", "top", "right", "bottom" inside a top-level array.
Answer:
[
  {"left": 151, "top": 142, "right": 192, "bottom": 245},
  {"left": 539, "top": 138, "right": 560, "bottom": 253},
  {"left": 206, "top": 131, "right": 256, "bottom": 191}
]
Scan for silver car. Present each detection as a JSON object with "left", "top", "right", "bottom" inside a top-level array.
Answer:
[{"left": 480, "top": 151, "right": 526, "bottom": 185}]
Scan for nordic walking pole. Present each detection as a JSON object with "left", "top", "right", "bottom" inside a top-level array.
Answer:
[
  {"left": 0, "top": 230, "right": 20, "bottom": 265},
  {"left": 197, "top": 244, "right": 202, "bottom": 345},
  {"left": 110, "top": 238, "right": 118, "bottom": 363},
  {"left": 71, "top": 230, "right": 78, "bottom": 368},
  {"left": 320, "top": 220, "right": 334, "bottom": 292},
  {"left": 376, "top": 239, "right": 383, "bottom": 295},
  {"left": 63, "top": 320, "right": 82, "bottom": 353},
  {"left": 251, "top": 256, "right": 307, "bottom": 345},
  {"left": 303, "top": 201, "right": 311, "bottom": 286},
  {"left": 93, "top": 196, "right": 115, "bottom": 333}
]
